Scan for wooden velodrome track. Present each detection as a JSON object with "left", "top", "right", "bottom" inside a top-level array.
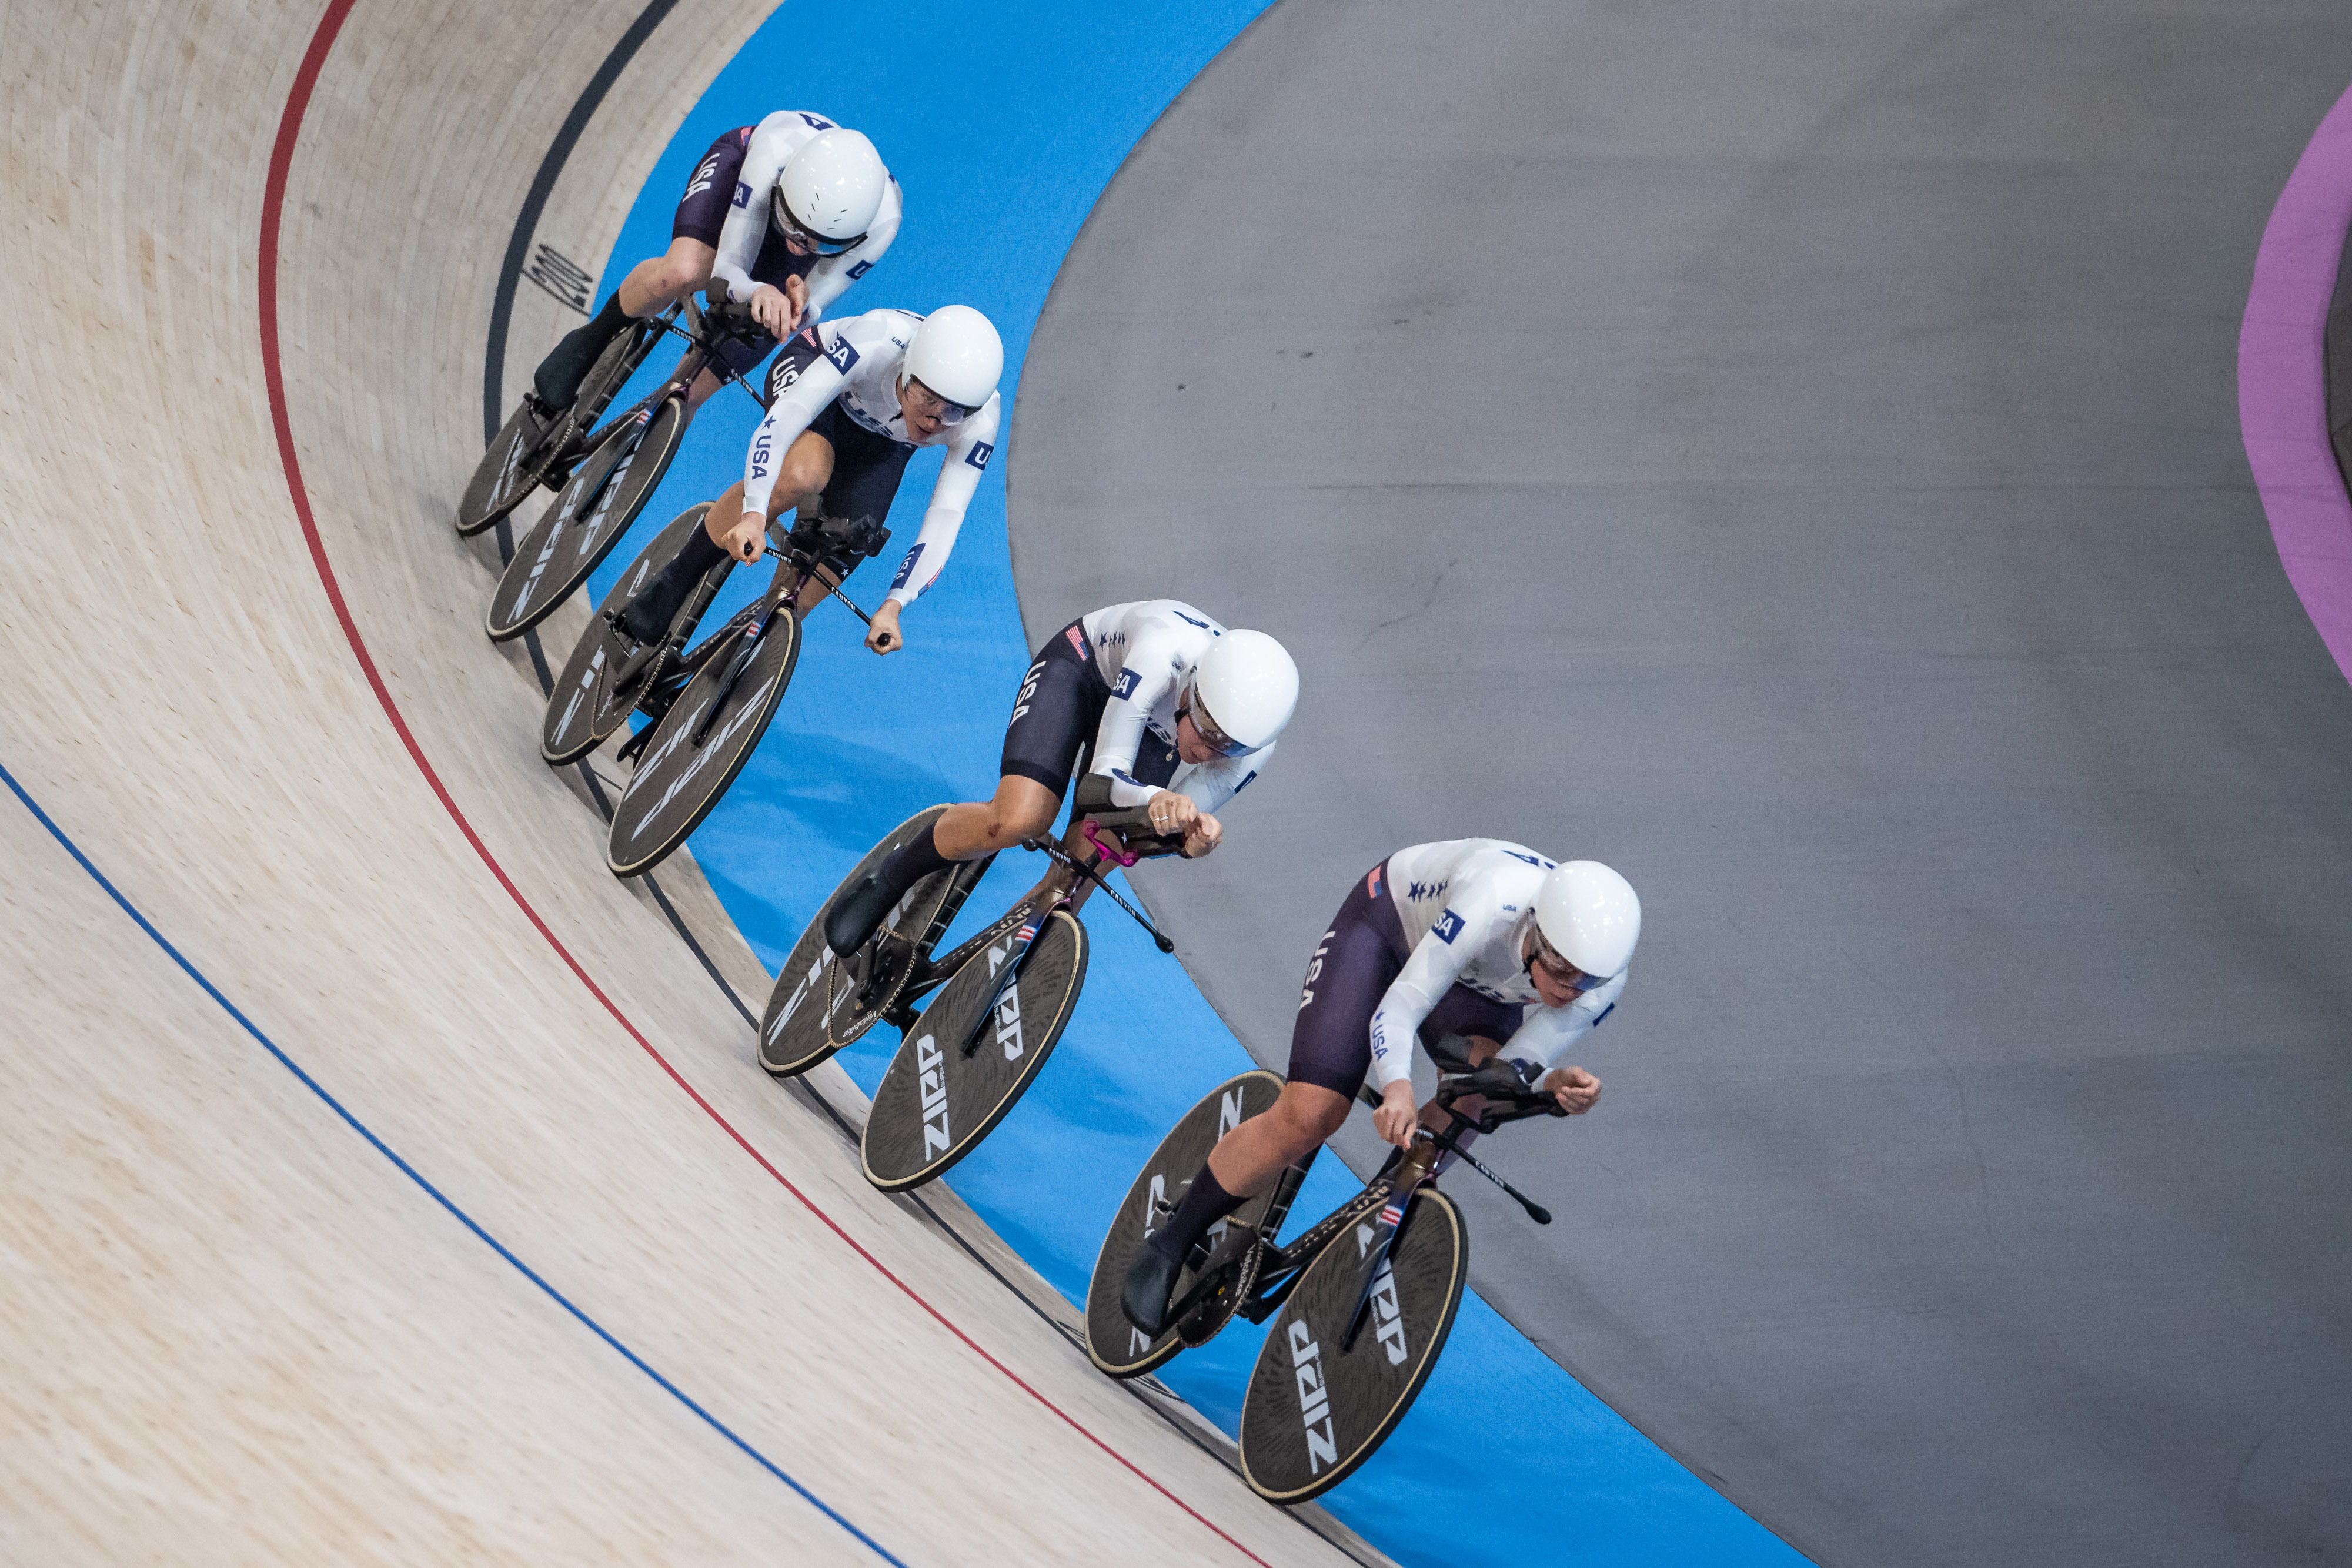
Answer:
[{"left": 0, "top": 4, "right": 1381, "bottom": 1563}]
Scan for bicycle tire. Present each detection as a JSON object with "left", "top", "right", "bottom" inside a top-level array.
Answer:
[
  {"left": 485, "top": 394, "right": 686, "bottom": 643},
  {"left": 1084, "top": 1069, "right": 1287, "bottom": 1379},
  {"left": 859, "top": 909, "right": 1088, "bottom": 1193},
  {"left": 458, "top": 398, "right": 570, "bottom": 536},
  {"left": 540, "top": 505, "right": 713, "bottom": 766},
  {"left": 1238, "top": 1187, "right": 1468, "bottom": 1504},
  {"left": 603, "top": 603, "right": 800, "bottom": 878},
  {"left": 756, "top": 808, "right": 983, "bottom": 1078}
]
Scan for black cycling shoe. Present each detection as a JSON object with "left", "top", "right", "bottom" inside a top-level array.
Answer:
[
  {"left": 826, "top": 870, "right": 900, "bottom": 958},
  {"left": 1122, "top": 1246, "right": 1184, "bottom": 1337}
]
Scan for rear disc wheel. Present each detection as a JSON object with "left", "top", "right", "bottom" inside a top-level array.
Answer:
[
  {"left": 1084, "top": 1070, "right": 1287, "bottom": 1379},
  {"left": 539, "top": 504, "right": 713, "bottom": 766}
]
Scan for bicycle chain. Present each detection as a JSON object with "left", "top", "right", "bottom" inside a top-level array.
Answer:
[{"left": 512, "top": 407, "right": 580, "bottom": 503}]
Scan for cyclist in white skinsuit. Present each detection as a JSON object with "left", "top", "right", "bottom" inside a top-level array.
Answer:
[
  {"left": 820, "top": 599, "right": 1299, "bottom": 959},
  {"left": 1369, "top": 840, "right": 1627, "bottom": 1096},
  {"left": 614, "top": 305, "right": 1001, "bottom": 657},
  {"left": 529, "top": 109, "right": 901, "bottom": 420},
  {"left": 708, "top": 111, "right": 906, "bottom": 337},
  {"left": 1123, "top": 841, "right": 1638, "bottom": 1335}
]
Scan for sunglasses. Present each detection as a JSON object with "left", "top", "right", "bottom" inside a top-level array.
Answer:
[
  {"left": 1526, "top": 930, "right": 1597, "bottom": 991},
  {"left": 769, "top": 187, "right": 867, "bottom": 258},
  {"left": 1179, "top": 688, "right": 1258, "bottom": 758},
  {"left": 903, "top": 375, "right": 977, "bottom": 427}
]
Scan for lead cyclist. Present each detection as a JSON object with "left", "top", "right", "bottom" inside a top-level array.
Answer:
[
  {"left": 524, "top": 109, "right": 903, "bottom": 426},
  {"left": 1122, "top": 841, "right": 1641, "bottom": 1335}
]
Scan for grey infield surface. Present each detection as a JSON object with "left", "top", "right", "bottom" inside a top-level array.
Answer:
[{"left": 1008, "top": 3, "right": 2352, "bottom": 1564}]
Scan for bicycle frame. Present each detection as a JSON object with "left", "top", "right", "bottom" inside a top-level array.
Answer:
[{"left": 1172, "top": 1073, "right": 1564, "bottom": 1344}]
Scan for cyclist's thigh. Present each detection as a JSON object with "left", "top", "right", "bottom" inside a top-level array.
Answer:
[
  {"left": 999, "top": 621, "right": 1111, "bottom": 797},
  {"left": 766, "top": 429, "right": 836, "bottom": 518},
  {"left": 673, "top": 125, "right": 755, "bottom": 247},
  {"left": 810, "top": 406, "right": 914, "bottom": 529},
  {"left": 1416, "top": 990, "right": 1522, "bottom": 1063},
  {"left": 1286, "top": 864, "right": 1412, "bottom": 1098}
]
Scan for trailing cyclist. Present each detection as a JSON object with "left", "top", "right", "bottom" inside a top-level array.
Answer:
[
  {"left": 527, "top": 110, "right": 901, "bottom": 424},
  {"left": 608, "top": 302, "right": 1005, "bottom": 660},
  {"left": 1121, "top": 841, "right": 1640, "bottom": 1335},
  {"left": 820, "top": 599, "right": 1301, "bottom": 961}
]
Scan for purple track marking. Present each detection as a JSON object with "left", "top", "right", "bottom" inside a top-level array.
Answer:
[{"left": 2239, "top": 77, "right": 2352, "bottom": 687}]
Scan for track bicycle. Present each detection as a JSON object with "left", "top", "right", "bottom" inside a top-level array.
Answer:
[
  {"left": 572, "top": 510, "right": 894, "bottom": 877},
  {"left": 1084, "top": 1060, "right": 1566, "bottom": 1503},
  {"left": 757, "top": 808, "right": 1185, "bottom": 1193},
  {"left": 457, "top": 305, "right": 671, "bottom": 536},
  {"left": 484, "top": 286, "right": 773, "bottom": 643}
]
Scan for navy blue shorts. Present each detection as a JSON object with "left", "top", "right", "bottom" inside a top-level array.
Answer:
[
  {"left": 998, "top": 620, "right": 1182, "bottom": 799},
  {"left": 1285, "top": 861, "right": 1525, "bottom": 1098},
  {"left": 677, "top": 127, "right": 820, "bottom": 379},
  {"left": 759, "top": 335, "right": 914, "bottom": 531}
]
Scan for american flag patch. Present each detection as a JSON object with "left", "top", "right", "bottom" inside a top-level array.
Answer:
[
  {"left": 1016, "top": 923, "right": 1038, "bottom": 944},
  {"left": 1380, "top": 1203, "right": 1404, "bottom": 1228}
]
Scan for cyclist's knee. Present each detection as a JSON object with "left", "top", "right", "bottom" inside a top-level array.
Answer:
[{"left": 1267, "top": 1086, "right": 1347, "bottom": 1157}]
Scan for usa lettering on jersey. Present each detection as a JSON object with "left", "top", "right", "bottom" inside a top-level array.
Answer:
[
  {"left": 891, "top": 543, "right": 925, "bottom": 591},
  {"left": 1111, "top": 667, "right": 1140, "bottom": 700},
  {"left": 732, "top": 180, "right": 751, "bottom": 209},
  {"left": 824, "top": 333, "right": 860, "bottom": 373},
  {"left": 965, "top": 440, "right": 994, "bottom": 471},
  {"left": 1433, "top": 909, "right": 1465, "bottom": 944}
]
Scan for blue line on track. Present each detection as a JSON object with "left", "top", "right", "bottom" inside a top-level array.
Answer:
[{"left": 0, "top": 757, "right": 908, "bottom": 1568}]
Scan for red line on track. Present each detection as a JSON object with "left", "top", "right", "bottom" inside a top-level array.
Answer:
[{"left": 259, "top": 8, "right": 1272, "bottom": 1564}]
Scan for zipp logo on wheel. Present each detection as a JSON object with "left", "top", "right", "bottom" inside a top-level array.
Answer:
[
  {"left": 916, "top": 1033, "right": 950, "bottom": 1159},
  {"left": 1287, "top": 1320, "right": 1340, "bottom": 1473}
]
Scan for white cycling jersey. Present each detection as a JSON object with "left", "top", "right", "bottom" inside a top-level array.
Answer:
[
  {"left": 1368, "top": 838, "right": 1627, "bottom": 1090},
  {"left": 1078, "top": 600, "right": 1275, "bottom": 813},
  {"left": 741, "top": 308, "right": 1001, "bottom": 610},
  {"left": 711, "top": 109, "right": 905, "bottom": 326}
]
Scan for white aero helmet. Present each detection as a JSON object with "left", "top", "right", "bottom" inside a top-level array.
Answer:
[
  {"left": 901, "top": 305, "right": 1004, "bottom": 414},
  {"left": 1534, "top": 861, "right": 1641, "bottom": 982},
  {"left": 1185, "top": 629, "right": 1298, "bottom": 756},
  {"left": 772, "top": 128, "right": 886, "bottom": 254}
]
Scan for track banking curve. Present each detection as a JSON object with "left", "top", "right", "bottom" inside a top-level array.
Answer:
[
  {"left": 1018, "top": 4, "right": 2352, "bottom": 1566},
  {"left": 562, "top": 8, "right": 1803, "bottom": 1565}
]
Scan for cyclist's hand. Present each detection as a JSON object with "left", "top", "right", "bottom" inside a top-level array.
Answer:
[
  {"left": 1144, "top": 790, "right": 1199, "bottom": 841},
  {"left": 866, "top": 600, "right": 904, "bottom": 655},
  {"left": 784, "top": 273, "right": 811, "bottom": 329},
  {"left": 749, "top": 283, "right": 794, "bottom": 336},
  {"left": 1372, "top": 1080, "right": 1420, "bottom": 1149},
  {"left": 1180, "top": 808, "right": 1222, "bottom": 859},
  {"left": 1543, "top": 1066, "right": 1601, "bottom": 1115},
  {"left": 722, "top": 510, "right": 768, "bottom": 564}
]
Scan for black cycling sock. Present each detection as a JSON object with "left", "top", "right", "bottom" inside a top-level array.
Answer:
[
  {"left": 619, "top": 526, "right": 729, "bottom": 643},
  {"left": 824, "top": 825, "right": 957, "bottom": 957},
  {"left": 876, "top": 825, "right": 957, "bottom": 901},
  {"left": 1146, "top": 1164, "right": 1247, "bottom": 1263},
  {"left": 533, "top": 292, "right": 636, "bottom": 409}
]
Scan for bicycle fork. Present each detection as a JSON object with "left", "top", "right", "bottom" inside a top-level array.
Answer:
[{"left": 1338, "top": 1141, "right": 1438, "bottom": 1355}]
